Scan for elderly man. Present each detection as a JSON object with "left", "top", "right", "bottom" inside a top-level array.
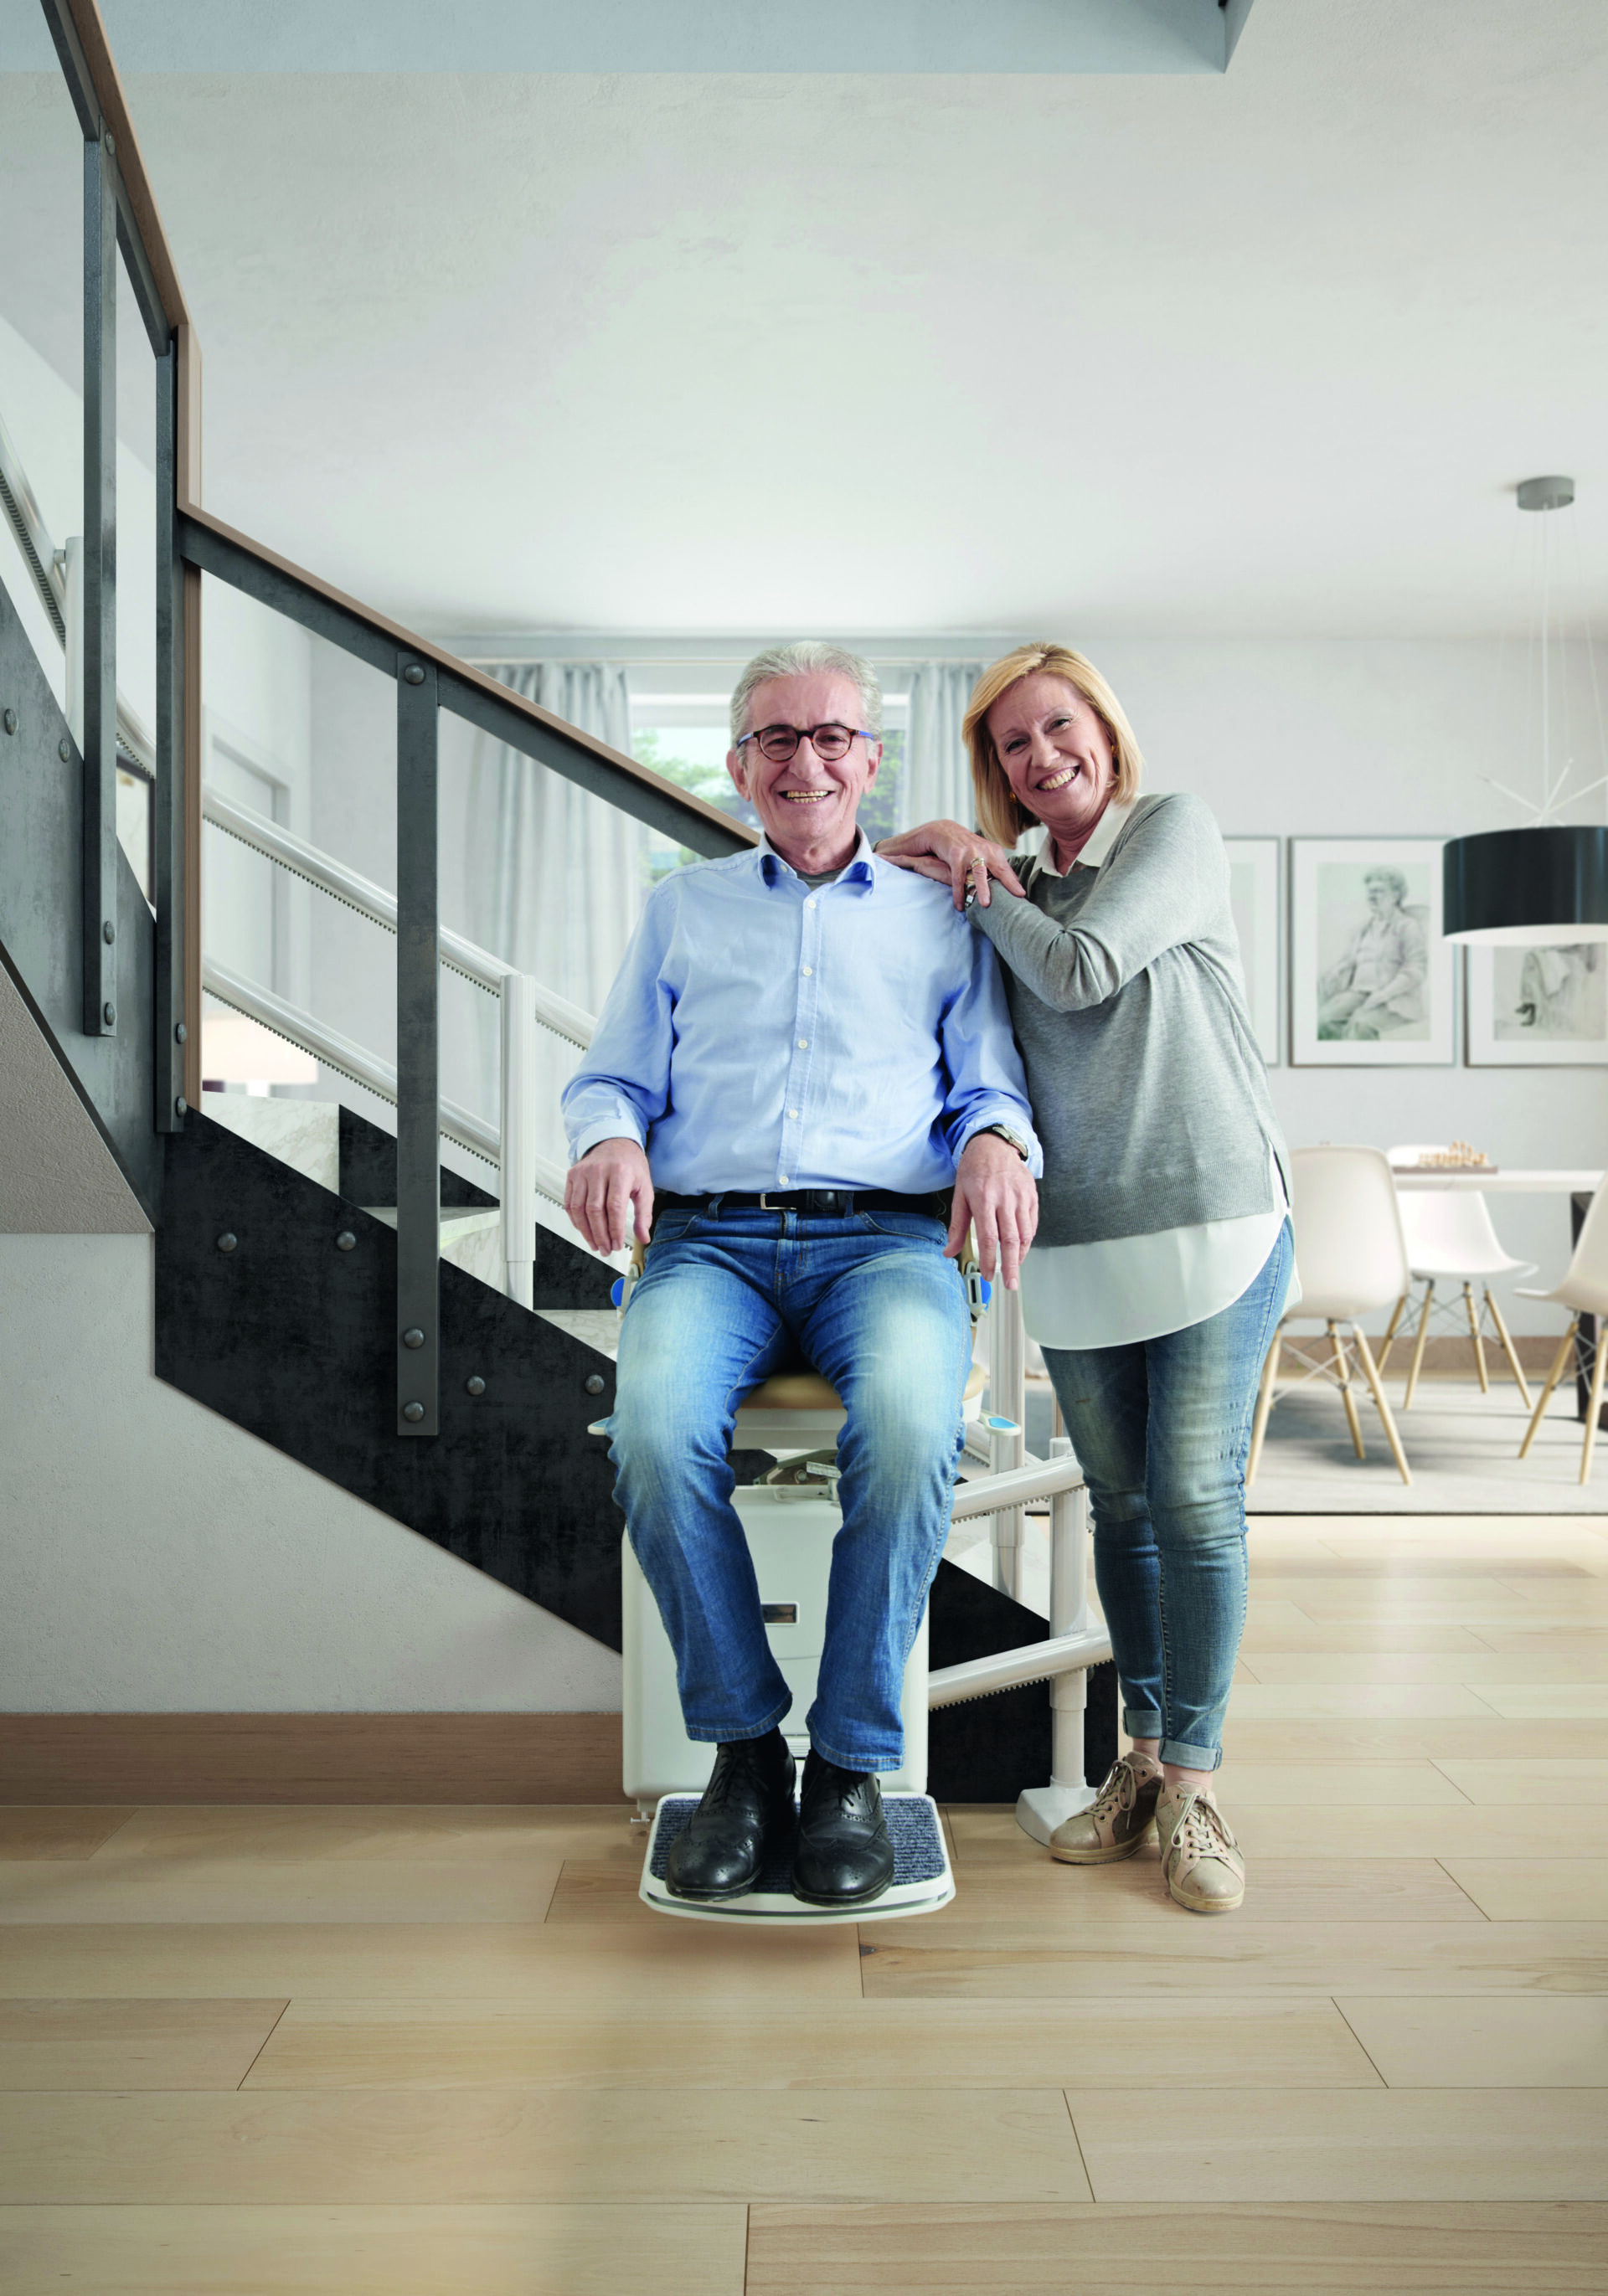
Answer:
[{"left": 563, "top": 641, "right": 1040, "bottom": 1907}]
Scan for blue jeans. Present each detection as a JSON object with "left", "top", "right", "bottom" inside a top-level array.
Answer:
[
  {"left": 609, "top": 1204, "right": 972, "bottom": 1772},
  {"left": 1041, "top": 1222, "right": 1293, "bottom": 1772}
]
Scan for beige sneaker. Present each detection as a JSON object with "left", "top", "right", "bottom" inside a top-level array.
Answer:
[
  {"left": 1156, "top": 1785, "right": 1245, "bottom": 1913},
  {"left": 1049, "top": 1753, "right": 1163, "bottom": 1865}
]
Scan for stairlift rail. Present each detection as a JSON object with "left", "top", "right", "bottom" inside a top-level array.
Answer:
[{"left": 200, "top": 785, "right": 595, "bottom": 1045}]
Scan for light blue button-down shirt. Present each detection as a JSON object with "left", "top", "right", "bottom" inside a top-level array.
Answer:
[{"left": 562, "top": 834, "right": 1042, "bottom": 1195}]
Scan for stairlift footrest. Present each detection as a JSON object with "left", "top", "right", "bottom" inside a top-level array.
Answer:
[
  {"left": 638, "top": 1791, "right": 955, "bottom": 1925},
  {"left": 1014, "top": 1781, "right": 1099, "bottom": 1845}
]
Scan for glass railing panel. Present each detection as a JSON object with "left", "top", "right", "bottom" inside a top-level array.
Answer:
[{"left": 0, "top": 57, "right": 87, "bottom": 723}]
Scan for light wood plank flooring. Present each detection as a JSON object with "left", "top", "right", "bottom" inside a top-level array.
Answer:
[{"left": 3, "top": 1513, "right": 1607, "bottom": 2293}]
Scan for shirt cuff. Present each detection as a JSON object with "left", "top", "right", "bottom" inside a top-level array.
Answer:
[
  {"left": 956, "top": 1115, "right": 1044, "bottom": 1179},
  {"left": 570, "top": 1115, "right": 647, "bottom": 1165}
]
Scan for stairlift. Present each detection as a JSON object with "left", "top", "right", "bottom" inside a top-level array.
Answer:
[{"left": 599, "top": 1244, "right": 1111, "bottom": 1927}]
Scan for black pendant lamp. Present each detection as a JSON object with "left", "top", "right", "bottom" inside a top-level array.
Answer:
[{"left": 1444, "top": 476, "right": 1608, "bottom": 945}]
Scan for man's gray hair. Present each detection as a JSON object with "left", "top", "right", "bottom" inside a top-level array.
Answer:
[{"left": 729, "top": 641, "right": 883, "bottom": 746}]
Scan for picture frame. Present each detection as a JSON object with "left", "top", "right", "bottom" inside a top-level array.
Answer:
[
  {"left": 1289, "top": 837, "right": 1455, "bottom": 1066},
  {"left": 1466, "top": 940, "right": 1608, "bottom": 1066},
  {"left": 1222, "top": 836, "right": 1282, "bottom": 1066}
]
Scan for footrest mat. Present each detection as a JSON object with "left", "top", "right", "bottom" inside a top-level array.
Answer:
[{"left": 639, "top": 1790, "right": 956, "bottom": 1924}]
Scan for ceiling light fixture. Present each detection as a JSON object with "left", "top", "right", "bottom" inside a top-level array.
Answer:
[{"left": 1444, "top": 476, "right": 1608, "bottom": 945}]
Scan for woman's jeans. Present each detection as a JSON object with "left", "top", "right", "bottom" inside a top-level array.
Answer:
[
  {"left": 1041, "top": 1223, "right": 1293, "bottom": 1772},
  {"left": 608, "top": 1202, "right": 972, "bottom": 1773}
]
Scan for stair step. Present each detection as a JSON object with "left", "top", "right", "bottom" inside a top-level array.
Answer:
[
  {"left": 198, "top": 1092, "right": 339, "bottom": 1190},
  {"left": 364, "top": 1206, "right": 504, "bottom": 1292}
]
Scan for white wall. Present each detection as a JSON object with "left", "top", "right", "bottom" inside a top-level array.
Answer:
[{"left": 0, "top": 1233, "right": 621, "bottom": 1712}]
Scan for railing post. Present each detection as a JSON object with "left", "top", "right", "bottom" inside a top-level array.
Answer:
[
  {"left": 395, "top": 656, "right": 440, "bottom": 1437},
  {"left": 82, "top": 126, "right": 118, "bottom": 1039},
  {"left": 988, "top": 1282, "right": 1028, "bottom": 1585},
  {"left": 154, "top": 339, "right": 186, "bottom": 1129},
  {"left": 500, "top": 971, "right": 538, "bottom": 1308},
  {"left": 1047, "top": 1439, "right": 1090, "bottom": 1789},
  {"left": 986, "top": 1413, "right": 1025, "bottom": 1599},
  {"left": 1014, "top": 1435, "right": 1100, "bottom": 1843}
]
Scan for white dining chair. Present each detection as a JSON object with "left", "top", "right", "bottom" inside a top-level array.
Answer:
[
  {"left": 1378, "top": 1143, "right": 1535, "bottom": 1410},
  {"left": 1247, "top": 1144, "right": 1412, "bottom": 1486},
  {"left": 1515, "top": 1184, "right": 1608, "bottom": 1484}
]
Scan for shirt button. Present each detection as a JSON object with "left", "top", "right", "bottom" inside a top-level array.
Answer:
[
  {"left": 789, "top": 1108, "right": 800, "bottom": 1119},
  {"left": 796, "top": 1037, "right": 808, "bottom": 1049},
  {"left": 778, "top": 1173, "right": 790, "bottom": 1184},
  {"left": 801, "top": 965, "right": 813, "bottom": 977},
  {"left": 804, "top": 898, "right": 817, "bottom": 909}
]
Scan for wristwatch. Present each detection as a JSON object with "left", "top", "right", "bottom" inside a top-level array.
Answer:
[{"left": 977, "top": 1124, "right": 1030, "bottom": 1161}]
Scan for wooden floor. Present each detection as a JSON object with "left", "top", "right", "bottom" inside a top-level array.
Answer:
[{"left": 3, "top": 1516, "right": 1608, "bottom": 2293}]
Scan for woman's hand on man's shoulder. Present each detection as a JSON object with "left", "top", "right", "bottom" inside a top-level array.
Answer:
[{"left": 874, "top": 821, "right": 1028, "bottom": 911}]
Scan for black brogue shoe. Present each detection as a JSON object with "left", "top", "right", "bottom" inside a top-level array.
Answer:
[
  {"left": 791, "top": 1748, "right": 895, "bottom": 1907},
  {"left": 664, "top": 1729, "right": 796, "bottom": 1902}
]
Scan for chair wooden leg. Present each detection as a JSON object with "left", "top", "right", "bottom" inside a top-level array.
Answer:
[
  {"left": 1329, "top": 1320, "right": 1367, "bottom": 1459},
  {"left": 1463, "top": 1283, "right": 1490, "bottom": 1393},
  {"left": 1519, "top": 1320, "right": 1579, "bottom": 1459},
  {"left": 1403, "top": 1279, "right": 1435, "bottom": 1410},
  {"left": 1484, "top": 1286, "right": 1533, "bottom": 1411},
  {"left": 1246, "top": 1329, "right": 1282, "bottom": 1485},
  {"left": 1351, "top": 1323, "right": 1412, "bottom": 1486},
  {"left": 1581, "top": 1327, "right": 1608, "bottom": 1485},
  {"left": 1377, "top": 1292, "right": 1410, "bottom": 1382}
]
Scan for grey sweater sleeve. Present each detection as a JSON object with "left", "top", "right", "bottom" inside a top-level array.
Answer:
[{"left": 970, "top": 793, "right": 1224, "bottom": 1012}]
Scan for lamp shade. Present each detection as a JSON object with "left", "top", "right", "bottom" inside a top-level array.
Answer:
[{"left": 1443, "top": 826, "right": 1608, "bottom": 945}]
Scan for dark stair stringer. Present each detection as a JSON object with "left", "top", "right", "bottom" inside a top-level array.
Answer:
[{"left": 157, "top": 1111, "right": 629, "bottom": 1649}]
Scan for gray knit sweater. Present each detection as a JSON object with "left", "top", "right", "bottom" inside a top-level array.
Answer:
[{"left": 969, "top": 792, "right": 1288, "bottom": 1249}]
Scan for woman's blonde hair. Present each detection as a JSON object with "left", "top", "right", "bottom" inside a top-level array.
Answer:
[{"left": 963, "top": 643, "right": 1143, "bottom": 847}]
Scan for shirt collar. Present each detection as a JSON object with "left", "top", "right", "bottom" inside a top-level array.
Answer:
[
  {"left": 1024, "top": 797, "right": 1132, "bottom": 884},
  {"left": 758, "top": 828, "right": 877, "bottom": 889}
]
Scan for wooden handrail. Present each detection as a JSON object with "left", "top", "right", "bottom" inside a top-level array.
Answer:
[
  {"left": 61, "top": 0, "right": 191, "bottom": 333},
  {"left": 178, "top": 502, "right": 758, "bottom": 857}
]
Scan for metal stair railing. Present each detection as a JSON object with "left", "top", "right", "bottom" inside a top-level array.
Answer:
[{"left": 27, "top": 0, "right": 757, "bottom": 1444}]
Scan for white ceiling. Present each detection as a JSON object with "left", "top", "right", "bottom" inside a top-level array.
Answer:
[{"left": 1, "top": 0, "right": 1605, "bottom": 639}]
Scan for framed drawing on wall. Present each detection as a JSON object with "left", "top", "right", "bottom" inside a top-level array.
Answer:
[
  {"left": 1290, "top": 837, "right": 1455, "bottom": 1065},
  {"left": 1223, "top": 837, "right": 1281, "bottom": 1065},
  {"left": 1466, "top": 942, "right": 1608, "bottom": 1065}
]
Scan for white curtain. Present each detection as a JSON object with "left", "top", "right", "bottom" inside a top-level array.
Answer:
[
  {"left": 904, "top": 661, "right": 985, "bottom": 831},
  {"left": 463, "top": 662, "right": 647, "bottom": 1166}
]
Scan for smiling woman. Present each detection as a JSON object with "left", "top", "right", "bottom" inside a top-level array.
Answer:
[{"left": 879, "top": 641, "right": 1293, "bottom": 1917}]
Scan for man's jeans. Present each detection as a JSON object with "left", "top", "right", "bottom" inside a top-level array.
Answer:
[
  {"left": 609, "top": 1203, "right": 972, "bottom": 1773},
  {"left": 1041, "top": 1222, "right": 1294, "bottom": 1772}
]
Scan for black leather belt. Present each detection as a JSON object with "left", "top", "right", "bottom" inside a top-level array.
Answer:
[{"left": 655, "top": 1187, "right": 949, "bottom": 1218}]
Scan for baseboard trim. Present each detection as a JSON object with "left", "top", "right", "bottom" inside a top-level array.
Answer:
[{"left": 0, "top": 1712, "right": 625, "bottom": 1804}]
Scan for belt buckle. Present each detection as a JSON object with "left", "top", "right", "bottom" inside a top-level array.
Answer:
[{"left": 758, "top": 1190, "right": 788, "bottom": 1211}]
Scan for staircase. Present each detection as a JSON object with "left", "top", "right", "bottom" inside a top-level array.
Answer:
[{"left": 1, "top": 0, "right": 1113, "bottom": 1805}]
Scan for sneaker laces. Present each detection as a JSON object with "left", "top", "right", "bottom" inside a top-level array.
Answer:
[
  {"left": 1162, "top": 1789, "right": 1238, "bottom": 1869},
  {"left": 1093, "top": 1754, "right": 1153, "bottom": 1823}
]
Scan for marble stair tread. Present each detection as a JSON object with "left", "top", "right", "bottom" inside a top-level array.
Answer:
[
  {"left": 198, "top": 1093, "right": 340, "bottom": 1190},
  {"left": 361, "top": 1207, "right": 501, "bottom": 1234},
  {"left": 539, "top": 1308, "right": 621, "bottom": 1362}
]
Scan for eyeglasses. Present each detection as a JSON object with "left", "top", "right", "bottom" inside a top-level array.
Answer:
[{"left": 736, "top": 722, "right": 873, "bottom": 764}]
